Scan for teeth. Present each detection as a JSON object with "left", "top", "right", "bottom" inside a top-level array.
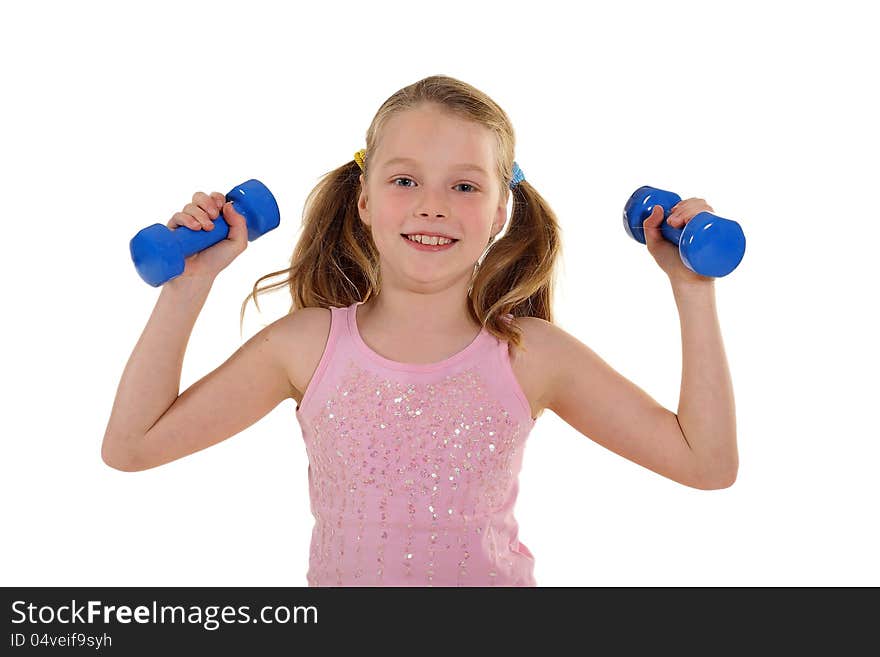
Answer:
[{"left": 406, "top": 234, "right": 453, "bottom": 245}]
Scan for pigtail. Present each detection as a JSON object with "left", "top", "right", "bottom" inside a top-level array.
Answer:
[
  {"left": 238, "top": 158, "right": 379, "bottom": 335},
  {"left": 469, "top": 178, "right": 562, "bottom": 351}
]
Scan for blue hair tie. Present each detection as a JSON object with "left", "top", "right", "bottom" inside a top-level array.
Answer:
[{"left": 510, "top": 161, "right": 525, "bottom": 189}]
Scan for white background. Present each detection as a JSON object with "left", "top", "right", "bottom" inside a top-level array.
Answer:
[{"left": 2, "top": 0, "right": 877, "bottom": 587}]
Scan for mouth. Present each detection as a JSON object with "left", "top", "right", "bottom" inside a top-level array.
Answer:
[{"left": 400, "top": 234, "right": 459, "bottom": 252}]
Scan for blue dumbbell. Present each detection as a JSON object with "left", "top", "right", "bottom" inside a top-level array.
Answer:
[
  {"left": 623, "top": 185, "right": 746, "bottom": 277},
  {"left": 130, "top": 179, "right": 281, "bottom": 287}
]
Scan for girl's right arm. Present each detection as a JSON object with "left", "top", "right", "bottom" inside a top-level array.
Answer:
[{"left": 101, "top": 191, "right": 297, "bottom": 472}]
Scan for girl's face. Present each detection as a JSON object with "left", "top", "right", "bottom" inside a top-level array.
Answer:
[{"left": 357, "top": 105, "right": 508, "bottom": 285}]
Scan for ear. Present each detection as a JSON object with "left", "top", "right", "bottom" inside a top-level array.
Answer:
[
  {"left": 357, "top": 174, "right": 370, "bottom": 227},
  {"left": 491, "top": 194, "right": 507, "bottom": 237}
]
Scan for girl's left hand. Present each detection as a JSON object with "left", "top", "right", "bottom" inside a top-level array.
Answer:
[{"left": 642, "top": 197, "right": 716, "bottom": 286}]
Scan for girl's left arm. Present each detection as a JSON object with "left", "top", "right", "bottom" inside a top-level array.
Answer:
[{"left": 536, "top": 280, "right": 737, "bottom": 490}]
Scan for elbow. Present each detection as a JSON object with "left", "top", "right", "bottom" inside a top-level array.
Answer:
[
  {"left": 101, "top": 435, "right": 143, "bottom": 472},
  {"left": 690, "top": 445, "right": 738, "bottom": 490},
  {"left": 696, "top": 464, "right": 738, "bottom": 490},
  {"left": 709, "top": 470, "right": 737, "bottom": 490},
  {"left": 102, "top": 456, "right": 141, "bottom": 473}
]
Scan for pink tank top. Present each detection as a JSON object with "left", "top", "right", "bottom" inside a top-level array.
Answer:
[{"left": 294, "top": 300, "right": 538, "bottom": 587}]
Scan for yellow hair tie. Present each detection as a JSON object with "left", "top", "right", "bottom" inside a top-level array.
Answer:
[{"left": 354, "top": 148, "right": 366, "bottom": 171}]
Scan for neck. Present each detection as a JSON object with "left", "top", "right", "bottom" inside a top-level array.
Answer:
[{"left": 361, "top": 278, "right": 479, "bottom": 337}]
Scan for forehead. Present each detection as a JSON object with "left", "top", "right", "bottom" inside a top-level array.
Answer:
[
  {"left": 377, "top": 107, "right": 495, "bottom": 172},
  {"left": 381, "top": 156, "right": 489, "bottom": 176}
]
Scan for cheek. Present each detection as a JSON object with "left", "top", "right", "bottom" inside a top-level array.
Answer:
[
  {"left": 367, "top": 196, "right": 403, "bottom": 229},
  {"left": 369, "top": 215, "right": 396, "bottom": 242}
]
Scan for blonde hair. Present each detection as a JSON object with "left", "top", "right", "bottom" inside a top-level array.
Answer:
[{"left": 240, "top": 74, "right": 562, "bottom": 350}]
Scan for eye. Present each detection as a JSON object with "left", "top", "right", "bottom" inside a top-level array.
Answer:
[{"left": 391, "top": 177, "right": 478, "bottom": 193}]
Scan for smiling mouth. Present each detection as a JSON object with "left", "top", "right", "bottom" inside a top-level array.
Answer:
[{"left": 400, "top": 234, "right": 459, "bottom": 251}]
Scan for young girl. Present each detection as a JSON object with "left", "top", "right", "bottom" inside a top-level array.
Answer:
[{"left": 102, "top": 74, "right": 738, "bottom": 587}]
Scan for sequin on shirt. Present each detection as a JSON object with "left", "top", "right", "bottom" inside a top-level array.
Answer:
[{"left": 295, "top": 301, "right": 538, "bottom": 587}]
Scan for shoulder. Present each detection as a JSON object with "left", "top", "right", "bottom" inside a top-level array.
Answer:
[
  {"left": 504, "top": 315, "right": 560, "bottom": 419},
  {"left": 509, "top": 314, "right": 551, "bottom": 333},
  {"left": 506, "top": 315, "right": 602, "bottom": 413},
  {"left": 509, "top": 315, "right": 566, "bottom": 371},
  {"left": 271, "top": 306, "right": 335, "bottom": 400},
  {"left": 511, "top": 316, "right": 594, "bottom": 377},
  {"left": 273, "top": 306, "right": 332, "bottom": 336},
  {"left": 271, "top": 306, "right": 335, "bottom": 362},
  {"left": 507, "top": 314, "right": 556, "bottom": 353},
  {"left": 510, "top": 315, "right": 577, "bottom": 351}
]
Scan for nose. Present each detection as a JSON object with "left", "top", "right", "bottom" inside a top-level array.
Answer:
[{"left": 416, "top": 187, "right": 449, "bottom": 218}]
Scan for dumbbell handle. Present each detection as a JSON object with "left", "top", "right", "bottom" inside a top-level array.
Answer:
[
  {"left": 656, "top": 214, "right": 686, "bottom": 246},
  {"left": 173, "top": 213, "right": 233, "bottom": 257}
]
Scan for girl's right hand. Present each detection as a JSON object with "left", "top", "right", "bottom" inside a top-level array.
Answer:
[{"left": 166, "top": 190, "right": 249, "bottom": 283}]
